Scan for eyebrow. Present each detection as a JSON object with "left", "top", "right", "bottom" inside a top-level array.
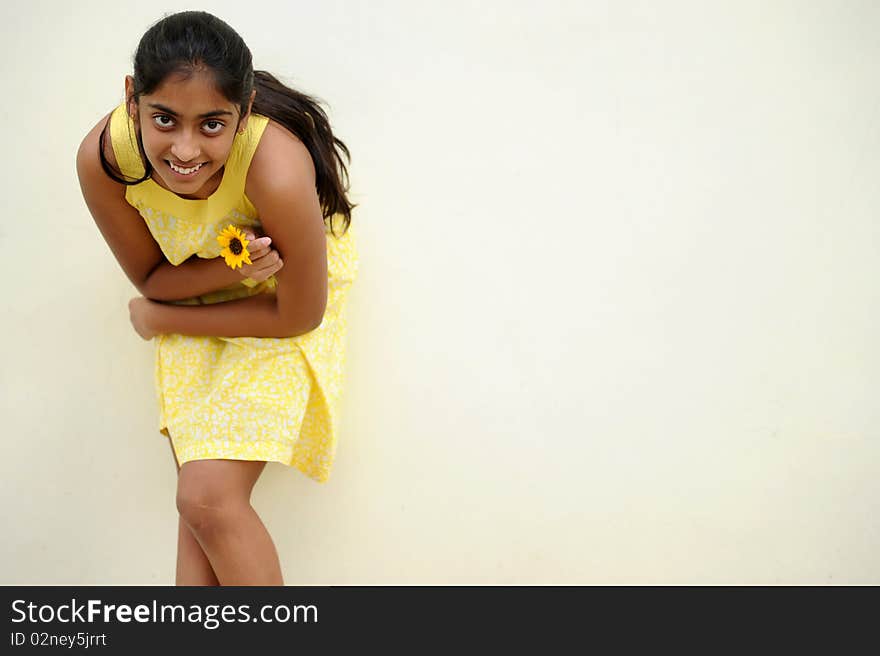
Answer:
[{"left": 147, "top": 102, "right": 235, "bottom": 119}]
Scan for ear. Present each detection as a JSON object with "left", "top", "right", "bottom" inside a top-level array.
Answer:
[
  {"left": 124, "top": 75, "right": 138, "bottom": 122},
  {"left": 238, "top": 88, "right": 257, "bottom": 134}
]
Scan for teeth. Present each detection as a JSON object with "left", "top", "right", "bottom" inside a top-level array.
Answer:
[{"left": 169, "top": 161, "right": 203, "bottom": 175}]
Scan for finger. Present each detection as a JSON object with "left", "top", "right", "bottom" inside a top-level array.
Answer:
[
  {"left": 249, "top": 256, "right": 283, "bottom": 281},
  {"left": 241, "top": 258, "right": 267, "bottom": 280},
  {"left": 251, "top": 248, "right": 279, "bottom": 268},
  {"left": 248, "top": 237, "right": 273, "bottom": 259},
  {"left": 260, "top": 257, "right": 284, "bottom": 277},
  {"left": 254, "top": 239, "right": 274, "bottom": 259}
]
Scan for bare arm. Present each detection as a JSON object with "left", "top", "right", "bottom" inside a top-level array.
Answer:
[
  {"left": 142, "top": 255, "right": 243, "bottom": 300},
  {"left": 136, "top": 121, "right": 328, "bottom": 339},
  {"left": 75, "top": 112, "right": 257, "bottom": 301}
]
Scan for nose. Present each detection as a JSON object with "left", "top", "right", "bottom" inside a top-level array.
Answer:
[{"left": 170, "top": 131, "right": 200, "bottom": 163}]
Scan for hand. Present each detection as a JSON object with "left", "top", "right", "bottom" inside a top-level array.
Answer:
[
  {"left": 128, "top": 296, "right": 159, "bottom": 340},
  {"left": 238, "top": 229, "right": 284, "bottom": 282}
]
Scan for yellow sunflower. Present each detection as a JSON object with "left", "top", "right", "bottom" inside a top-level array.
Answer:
[{"left": 216, "top": 225, "right": 252, "bottom": 270}]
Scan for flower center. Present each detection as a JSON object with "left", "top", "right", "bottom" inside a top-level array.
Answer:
[{"left": 230, "top": 238, "right": 243, "bottom": 255}]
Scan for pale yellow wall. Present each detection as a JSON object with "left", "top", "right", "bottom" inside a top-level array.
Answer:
[{"left": 1, "top": 0, "right": 878, "bottom": 583}]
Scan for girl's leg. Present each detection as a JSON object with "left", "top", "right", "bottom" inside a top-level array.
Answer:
[
  {"left": 168, "top": 438, "right": 220, "bottom": 586},
  {"left": 176, "top": 459, "right": 284, "bottom": 586},
  {"left": 176, "top": 515, "right": 220, "bottom": 586}
]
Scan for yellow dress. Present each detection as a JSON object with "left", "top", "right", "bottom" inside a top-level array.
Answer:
[{"left": 109, "top": 103, "right": 358, "bottom": 483}]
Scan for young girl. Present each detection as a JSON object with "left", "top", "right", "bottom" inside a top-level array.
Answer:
[{"left": 76, "top": 11, "right": 358, "bottom": 585}]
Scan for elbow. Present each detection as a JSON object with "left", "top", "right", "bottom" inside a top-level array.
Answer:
[
  {"left": 309, "top": 300, "right": 328, "bottom": 333},
  {"left": 134, "top": 278, "right": 151, "bottom": 298},
  {"left": 291, "top": 305, "right": 326, "bottom": 338},
  {"left": 278, "top": 294, "right": 327, "bottom": 338},
  {"left": 135, "top": 262, "right": 166, "bottom": 301},
  {"left": 310, "top": 288, "right": 328, "bottom": 332},
  {"left": 137, "top": 279, "right": 178, "bottom": 303},
  {"left": 134, "top": 277, "right": 156, "bottom": 300}
]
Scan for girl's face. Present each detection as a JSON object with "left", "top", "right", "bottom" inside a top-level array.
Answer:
[{"left": 125, "top": 70, "right": 253, "bottom": 200}]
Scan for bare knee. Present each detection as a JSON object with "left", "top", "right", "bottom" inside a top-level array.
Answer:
[
  {"left": 174, "top": 459, "right": 266, "bottom": 534},
  {"left": 177, "top": 488, "right": 249, "bottom": 534},
  {"left": 176, "top": 468, "right": 251, "bottom": 535}
]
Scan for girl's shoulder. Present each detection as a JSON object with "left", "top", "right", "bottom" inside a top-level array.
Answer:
[
  {"left": 77, "top": 108, "right": 123, "bottom": 185},
  {"left": 246, "top": 118, "right": 316, "bottom": 195}
]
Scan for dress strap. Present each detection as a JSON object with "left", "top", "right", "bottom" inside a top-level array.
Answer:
[
  {"left": 109, "top": 103, "right": 147, "bottom": 181},
  {"left": 223, "top": 114, "right": 270, "bottom": 198}
]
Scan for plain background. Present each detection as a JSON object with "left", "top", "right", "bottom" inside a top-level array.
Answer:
[{"left": 0, "top": 0, "right": 878, "bottom": 584}]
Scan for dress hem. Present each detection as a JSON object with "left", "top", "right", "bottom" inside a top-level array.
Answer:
[{"left": 159, "top": 428, "right": 331, "bottom": 484}]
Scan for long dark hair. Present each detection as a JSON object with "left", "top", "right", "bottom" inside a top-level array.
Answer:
[{"left": 99, "top": 10, "right": 355, "bottom": 237}]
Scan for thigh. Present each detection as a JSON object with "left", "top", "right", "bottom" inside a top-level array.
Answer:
[{"left": 178, "top": 459, "right": 268, "bottom": 506}]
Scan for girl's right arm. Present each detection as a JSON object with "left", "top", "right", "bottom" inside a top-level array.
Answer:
[{"left": 75, "top": 112, "right": 253, "bottom": 301}]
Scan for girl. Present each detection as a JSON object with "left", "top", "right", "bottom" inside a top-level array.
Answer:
[{"left": 76, "top": 10, "right": 358, "bottom": 585}]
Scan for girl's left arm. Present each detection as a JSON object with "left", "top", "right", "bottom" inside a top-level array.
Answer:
[{"left": 135, "top": 123, "right": 328, "bottom": 340}]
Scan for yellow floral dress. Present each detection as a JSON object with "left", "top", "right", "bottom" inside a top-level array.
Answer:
[{"left": 109, "top": 102, "right": 358, "bottom": 483}]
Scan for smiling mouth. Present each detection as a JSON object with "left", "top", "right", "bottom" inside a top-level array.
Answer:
[{"left": 166, "top": 160, "right": 206, "bottom": 176}]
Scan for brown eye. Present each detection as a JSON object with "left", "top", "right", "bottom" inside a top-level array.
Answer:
[{"left": 204, "top": 120, "right": 224, "bottom": 134}]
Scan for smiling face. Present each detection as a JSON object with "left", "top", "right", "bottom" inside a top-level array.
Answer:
[{"left": 125, "top": 69, "right": 254, "bottom": 200}]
